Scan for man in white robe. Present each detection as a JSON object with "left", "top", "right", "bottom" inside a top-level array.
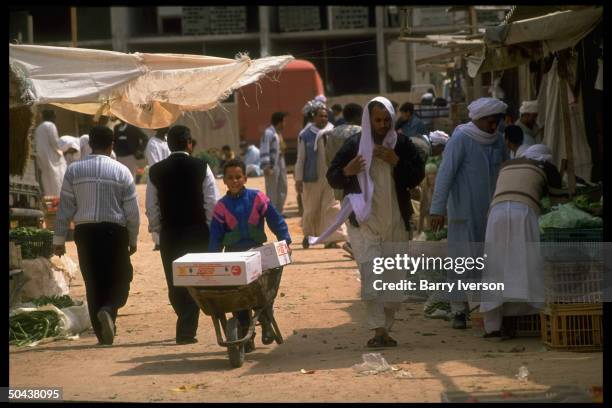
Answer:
[
  {"left": 480, "top": 144, "right": 564, "bottom": 339},
  {"left": 295, "top": 105, "right": 347, "bottom": 249},
  {"left": 325, "top": 97, "right": 425, "bottom": 347},
  {"left": 34, "top": 110, "right": 67, "bottom": 196}
]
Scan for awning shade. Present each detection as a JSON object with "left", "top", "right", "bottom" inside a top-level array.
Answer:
[
  {"left": 9, "top": 44, "right": 293, "bottom": 129},
  {"left": 468, "top": 6, "right": 601, "bottom": 76}
]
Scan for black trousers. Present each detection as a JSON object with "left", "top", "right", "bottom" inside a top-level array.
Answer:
[
  {"left": 160, "top": 224, "right": 210, "bottom": 341},
  {"left": 74, "top": 223, "right": 133, "bottom": 343}
]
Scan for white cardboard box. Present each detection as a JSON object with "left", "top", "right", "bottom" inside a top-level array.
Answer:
[
  {"left": 252, "top": 240, "right": 292, "bottom": 271},
  {"left": 173, "top": 252, "right": 262, "bottom": 287}
]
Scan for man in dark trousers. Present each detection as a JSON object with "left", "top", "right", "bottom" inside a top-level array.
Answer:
[
  {"left": 53, "top": 125, "right": 139, "bottom": 346},
  {"left": 145, "top": 125, "right": 220, "bottom": 344}
]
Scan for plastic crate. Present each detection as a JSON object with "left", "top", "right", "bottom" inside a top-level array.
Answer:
[
  {"left": 543, "top": 261, "right": 603, "bottom": 303},
  {"left": 8, "top": 229, "right": 54, "bottom": 259},
  {"left": 507, "top": 314, "right": 541, "bottom": 337},
  {"left": 540, "top": 303, "right": 603, "bottom": 351}
]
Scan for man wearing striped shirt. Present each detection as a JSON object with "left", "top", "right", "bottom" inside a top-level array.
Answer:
[
  {"left": 260, "top": 112, "right": 288, "bottom": 214},
  {"left": 53, "top": 126, "right": 140, "bottom": 346}
]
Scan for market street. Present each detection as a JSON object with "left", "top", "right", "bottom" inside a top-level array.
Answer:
[{"left": 9, "top": 176, "right": 603, "bottom": 402}]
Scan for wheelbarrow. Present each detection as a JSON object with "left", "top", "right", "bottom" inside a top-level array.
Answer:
[{"left": 187, "top": 267, "right": 284, "bottom": 368}]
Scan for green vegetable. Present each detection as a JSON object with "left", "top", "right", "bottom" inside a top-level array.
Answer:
[
  {"left": 9, "top": 311, "right": 61, "bottom": 346},
  {"left": 572, "top": 194, "right": 591, "bottom": 212},
  {"left": 32, "top": 295, "right": 76, "bottom": 309},
  {"left": 540, "top": 196, "right": 552, "bottom": 213},
  {"left": 539, "top": 203, "right": 603, "bottom": 229},
  {"left": 425, "top": 301, "right": 451, "bottom": 315},
  {"left": 8, "top": 227, "right": 54, "bottom": 259},
  {"left": 425, "top": 228, "right": 447, "bottom": 241}
]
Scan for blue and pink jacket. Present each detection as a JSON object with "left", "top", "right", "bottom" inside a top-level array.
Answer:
[{"left": 209, "top": 188, "right": 291, "bottom": 252}]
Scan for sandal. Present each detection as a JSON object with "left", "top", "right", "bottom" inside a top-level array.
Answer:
[{"left": 367, "top": 335, "right": 398, "bottom": 348}]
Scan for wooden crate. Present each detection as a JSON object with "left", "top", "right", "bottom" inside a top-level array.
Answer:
[{"left": 540, "top": 303, "right": 603, "bottom": 351}]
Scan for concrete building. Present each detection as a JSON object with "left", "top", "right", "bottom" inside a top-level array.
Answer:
[{"left": 9, "top": 6, "right": 499, "bottom": 96}]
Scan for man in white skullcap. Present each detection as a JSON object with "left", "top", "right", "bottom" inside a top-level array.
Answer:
[
  {"left": 516, "top": 100, "right": 541, "bottom": 146},
  {"left": 480, "top": 144, "right": 565, "bottom": 339},
  {"left": 429, "top": 97, "right": 509, "bottom": 330}
]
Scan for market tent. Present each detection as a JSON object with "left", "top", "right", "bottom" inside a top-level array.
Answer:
[
  {"left": 9, "top": 44, "right": 294, "bottom": 129},
  {"left": 468, "top": 6, "right": 602, "bottom": 77}
]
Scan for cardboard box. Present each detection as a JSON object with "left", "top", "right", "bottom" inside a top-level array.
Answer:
[
  {"left": 252, "top": 240, "right": 292, "bottom": 271},
  {"left": 173, "top": 252, "right": 262, "bottom": 287}
]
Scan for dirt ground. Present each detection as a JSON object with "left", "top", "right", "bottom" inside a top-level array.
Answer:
[{"left": 9, "top": 175, "right": 603, "bottom": 402}]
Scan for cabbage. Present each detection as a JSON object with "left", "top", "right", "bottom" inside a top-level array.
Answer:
[{"left": 539, "top": 203, "right": 603, "bottom": 229}]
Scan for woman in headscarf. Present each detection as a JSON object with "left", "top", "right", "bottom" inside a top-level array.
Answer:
[{"left": 480, "top": 144, "right": 566, "bottom": 339}]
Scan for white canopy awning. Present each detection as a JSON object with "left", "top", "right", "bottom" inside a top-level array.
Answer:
[{"left": 9, "top": 44, "right": 293, "bottom": 129}]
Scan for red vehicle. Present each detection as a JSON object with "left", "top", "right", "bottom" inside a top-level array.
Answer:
[{"left": 236, "top": 59, "right": 324, "bottom": 164}]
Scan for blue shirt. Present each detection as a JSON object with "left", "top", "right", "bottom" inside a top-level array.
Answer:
[{"left": 430, "top": 126, "right": 507, "bottom": 243}]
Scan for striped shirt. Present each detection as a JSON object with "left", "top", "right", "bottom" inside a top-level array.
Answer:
[
  {"left": 260, "top": 125, "right": 280, "bottom": 169},
  {"left": 53, "top": 154, "right": 140, "bottom": 246}
]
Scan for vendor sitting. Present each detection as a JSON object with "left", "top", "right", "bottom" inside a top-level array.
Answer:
[{"left": 209, "top": 159, "right": 292, "bottom": 352}]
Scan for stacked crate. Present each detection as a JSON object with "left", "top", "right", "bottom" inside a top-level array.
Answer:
[{"left": 539, "top": 228, "right": 604, "bottom": 351}]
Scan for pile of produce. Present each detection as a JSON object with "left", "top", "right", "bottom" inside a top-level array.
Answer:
[
  {"left": 9, "top": 295, "right": 79, "bottom": 347},
  {"left": 9, "top": 311, "right": 61, "bottom": 347},
  {"left": 572, "top": 194, "right": 602, "bottom": 214},
  {"left": 32, "top": 295, "right": 77, "bottom": 309},
  {"left": 425, "top": 228, "right": 447, "bottom": 241},
  {"left": 8, "top": 227, "right": 54, "bottom": 259},
  {"left": 539, "top": 202, "right": 603, "bottom": 229}
]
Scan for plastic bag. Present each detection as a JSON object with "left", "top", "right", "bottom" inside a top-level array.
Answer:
[
  {"left": 538, "top": 203, "right": 603, "bottom": 229},
  {"left": 9, "top": 303, "right": 91, "bottom": 346},
  {"left": 352, "top": 353, "right": 392, "bottom": 375},
  {"left": 21, "top": 258, "right": 70, "bottom": 301},
  {"left": 50, "top": 255, "right": 78, "bottom": 286}
]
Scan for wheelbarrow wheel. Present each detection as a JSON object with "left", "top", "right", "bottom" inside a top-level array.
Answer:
[{"left": 225, "top": 318, "right": 244, "bottom": 368}]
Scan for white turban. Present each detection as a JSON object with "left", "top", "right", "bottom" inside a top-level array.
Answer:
[
  {"left": 519, "top": 100, "right": 539, "bottom": 114},
  {"left": 428, "top": 130, "right": 449, "bottom": 146},
  {"left": 468, "top": 97, "right": 508, "bottom": 120},
  {"left": 522, "top": 144, "right": 553, "bottom": 163},
  {"left": 515, "top": 143, "right": 529, "bottom": 159},
  {"left": 314, "top": 94, "right": 327, "bottom": 103},
  {"left": 58, "top": 135, "right": 81, "bottom": 153}
]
